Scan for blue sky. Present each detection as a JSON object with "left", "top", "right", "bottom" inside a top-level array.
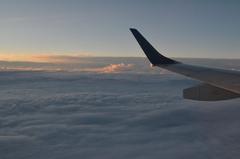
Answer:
[{"left": 0, "top": 0, "right": 240, "bottom": 58}]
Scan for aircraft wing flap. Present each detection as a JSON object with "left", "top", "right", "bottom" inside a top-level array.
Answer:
[{"left": 183, "top": 83, "right": 240, "bottom": 101}]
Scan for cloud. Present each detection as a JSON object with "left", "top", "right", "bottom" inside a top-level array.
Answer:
[
  {"left": 0, "top": 58, "right": 240, "bottom": 159},
  {"left": 0, "top": 62, "right": 135, "bottom": 74},
  {"left": 84, "top": 63, "right": 134, "bottom": 73},
  {"left": 0, "top": 54, "right": 92, "bottom": 63},
  {"left": 0, "top": 66, "right": 62, "bottom": 72}
]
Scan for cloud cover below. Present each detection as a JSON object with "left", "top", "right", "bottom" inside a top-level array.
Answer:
[
  {"left": 0, "top": 58, "right": 239, "bottom": 159},
  {"left": 0, "top": 57, "right": 239, "bottom": 73}
]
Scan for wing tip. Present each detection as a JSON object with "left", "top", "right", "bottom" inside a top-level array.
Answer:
[
  {"left": 130, "top": 28, "right": 137, "bottom": 31},
  {"left": 130, "top": 28, "right": 178, "bottom": 65}
]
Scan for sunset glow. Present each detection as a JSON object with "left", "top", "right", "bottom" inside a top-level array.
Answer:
[
  {"left": 0, "top": 53, "right": 90, "bottom": 63},
  {"left": 0, "top": 1, "right": 239, "bottom": 59}
]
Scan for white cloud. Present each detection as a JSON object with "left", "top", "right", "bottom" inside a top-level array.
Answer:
[
  {"left": 83, "top": 63, "right": 134, "bottom": 73},
  {"left": 0, "top": 59, "right": 240, "bottom": 159}
]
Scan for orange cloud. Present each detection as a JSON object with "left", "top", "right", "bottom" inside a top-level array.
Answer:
[
  {"left": 0, "top": 54, "right": 91, "bottom": 63},
  {"left": 84, "top": 63, "right": 134, "bottom": 73}
]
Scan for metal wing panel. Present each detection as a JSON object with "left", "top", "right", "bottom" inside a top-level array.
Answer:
[{"left": 130, "top": 28, "right": 240, "bottom": 100}]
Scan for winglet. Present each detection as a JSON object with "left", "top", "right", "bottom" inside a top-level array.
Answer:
[{"left": 130, "top": 28, "right": 178, "bottom": 65}]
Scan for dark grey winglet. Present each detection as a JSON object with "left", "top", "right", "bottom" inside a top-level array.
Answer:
[{"left": 130, "top": 28, "right": 178, "bottom": 65}]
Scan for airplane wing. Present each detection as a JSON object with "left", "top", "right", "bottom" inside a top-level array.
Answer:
[{"left": 130, "top": 28, "right": 240, "bottom": 101}]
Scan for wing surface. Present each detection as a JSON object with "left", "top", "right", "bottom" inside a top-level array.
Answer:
[{"left": 130, "top": 28, "right": 240, "bottom": 100}]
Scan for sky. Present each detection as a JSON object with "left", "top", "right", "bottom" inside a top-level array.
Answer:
[{"left": 0, "top": 0, "right": 240, "bottom": 60}]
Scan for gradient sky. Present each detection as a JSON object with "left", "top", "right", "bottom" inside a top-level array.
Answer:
[{"left": 0, "top": 0, "right": 240, "bottom": 59}]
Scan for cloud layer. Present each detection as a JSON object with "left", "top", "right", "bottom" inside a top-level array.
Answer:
[
  {"left": 83, "top": 63, "right": 134, "bottom": 73},
  {"left": 0, "top": 58, "right": 240, "bottom": 159},
  {"left": 0, "top": 63, "right": 135, "bottom": 74}
]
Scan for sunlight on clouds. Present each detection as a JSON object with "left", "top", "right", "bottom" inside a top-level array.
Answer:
[
  {"left": 0, "top": 54, "right": 135, "bottom": 73},
  {"left": 0, "top": 53, "right": 91, "bottom": 63},
  {"left": 84, "top": 63, "right": 134, "bottom": 73},
  {"left": 0, "top": 63, "right": 134, "bottom": 73},
  {"left": 0, "top": 54, "right": 61, "bottom": 63}
]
